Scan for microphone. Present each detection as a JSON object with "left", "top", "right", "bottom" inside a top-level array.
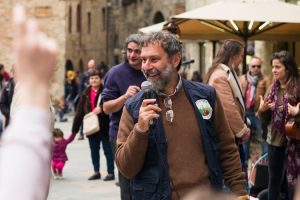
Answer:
[
  {"left": 141, "top": 81, "right": 156, "bottom": 125},
  {"left": 181, "top": 59, "right": 195, "bottom": 66},
  {"left": 141, "top": 81, "right": 156, "bottom": 99}
]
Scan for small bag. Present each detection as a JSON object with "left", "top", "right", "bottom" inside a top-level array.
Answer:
[
  {"left": 285, "top": 118, "right": 300, "bottom": 140},
  {"left": 83, "top": 112, "right": 100, "bottom": 136},
  {"left": 83, "top": 94, "right": 102, "bottom": 136}
]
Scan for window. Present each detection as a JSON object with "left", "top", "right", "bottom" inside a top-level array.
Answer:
[
  {"left": 102, "top": 7, "right": 106, "bottom": 31},
  {"left": 68, "top": 6, "right": 72, "bottom": 33},
  {"left": 76, "top": 4, "right": 81, "bottom": 33},
  {"left": 153, "top": 11, "right": 164, "bottom": 24},
  {"left": 87, "top": 12, "right": 91, "bottom": 34}
]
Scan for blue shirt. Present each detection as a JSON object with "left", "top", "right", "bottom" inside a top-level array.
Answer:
[{"left": 102, "top": 61, "right": 146, "bottom": 138}]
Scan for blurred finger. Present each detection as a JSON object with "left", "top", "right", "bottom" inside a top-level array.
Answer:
[{"left": 13, "top": 5, "right": 26, "bottom": 41}]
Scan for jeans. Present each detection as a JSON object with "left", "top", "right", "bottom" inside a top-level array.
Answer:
[
  {"left": 110, "top": 137, "right": 132, "bottom": 200},
  {"left": 268, "top": 144, "right": 289, "bottom": 200},
  {"left": 88, "top": 133, "right": 114, "bottom": 174},
  {"left": 244, "top": 112, "right": 268, "bottom": 162}
]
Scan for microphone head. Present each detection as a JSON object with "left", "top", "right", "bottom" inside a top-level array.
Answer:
[{"left": 141, "top": 81, "right": 153, "bottom": 92}]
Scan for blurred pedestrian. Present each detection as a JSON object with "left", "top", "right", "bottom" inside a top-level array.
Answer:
[
  {"left": 72, "top": 69, "right": 115, "bottom": 181},
  {"left": 258, "top": 50, "right": 300, "bottom": 200},
  {"left": 102, "top": 33, "right": 146, "bottom": 200},
  {"left": 0, "top": 64, "right": 10, "bottom": 82},
  {"left": 51, "top": 128, "right": 76, "bottom": 180},
  {"left": 191, "top": 71, "right": 203, "bottom": 82},
  {"left": 64, "top": 70, "right": 78, "bottom": 111},
  {"left": 0, "top": 65, "right": 15, "bottom": 127},
  {"left": 77, "top": 59, "right": 97, "bottom": 140},
  {"left": 97, "top": 61, "right": 108, "bottom": 77},
  {"left": 80, "top": 59, "right": 96, "bottom": 93},
  {"left": 240, "top": 56, "right": 270, "bottom": 158},
  {"left": 116, "top": 31, "right": 248, "bottom": 200}
]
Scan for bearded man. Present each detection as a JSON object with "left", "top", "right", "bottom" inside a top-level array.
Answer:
[{"left": 115, "top": 31, "right": 249, "bottom": 200}]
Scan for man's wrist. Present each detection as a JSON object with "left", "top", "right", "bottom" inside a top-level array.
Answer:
[
  {"left": 134, "top": 124, "right": 148, "bottom": 135},
  {"left": 123, "top": 94, "right": 129, "bottom": 101}
]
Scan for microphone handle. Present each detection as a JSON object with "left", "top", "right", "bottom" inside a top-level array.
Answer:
[
  {"left": 143, "top": 90, "right": 156, "bottom": 125},
  {"left": 143, "top": 90, "right": 156, "bottom": 99}
]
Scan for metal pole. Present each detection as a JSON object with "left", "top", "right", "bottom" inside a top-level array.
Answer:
[
  {"left": 212, "top": 40, "right": 217, "bottom": 58},
  {"left": 243, "top": 37, "right": 247, "bottom": 75},
  {"left": 105, "top": 1, "right": 111, "bottom": 65},
  {"left": 242, "top": 21, "right": 248, "bottom": 75}
]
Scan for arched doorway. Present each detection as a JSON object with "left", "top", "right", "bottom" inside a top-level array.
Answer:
[
  {"left": 153, "top": 11, "right": 164, "bottom": 24},
  {"left": 76, "top": 4, "right": 81, "bottom": 32},
  {"left": 65, "top": 59, "right": 74, "bottom": 71}
]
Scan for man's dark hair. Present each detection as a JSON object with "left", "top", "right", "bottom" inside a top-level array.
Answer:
[{"left": 88, "top": 69, "right": 102, "bottom": 78}]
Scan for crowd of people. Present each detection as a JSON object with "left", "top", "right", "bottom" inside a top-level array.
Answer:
[{"left": 0, "top": 5, "right": 300, "bottom": 200}]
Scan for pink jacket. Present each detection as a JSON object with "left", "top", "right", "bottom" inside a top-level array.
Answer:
[{"left": 51, "top": 133, "right": 76, "bottom": 162}]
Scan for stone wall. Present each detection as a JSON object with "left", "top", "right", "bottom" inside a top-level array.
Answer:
[
  {"left": 65, "top": 0, "right": 107, "bottom": 72},
  {"left": 0, "top": 0, "right": 66, "bottom": 100},
  {"left": 107, "top": 0, "right": 186, "bottom": 67}
]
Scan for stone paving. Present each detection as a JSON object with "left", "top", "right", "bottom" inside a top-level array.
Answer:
[{"left": 48, "top": 113, "right": 121, "bottom": 200}]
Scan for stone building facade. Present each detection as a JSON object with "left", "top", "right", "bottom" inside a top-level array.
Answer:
[
  {"left": 106, "top": 0, "right": 186, "bottom": 67},
  {"left": 65, "top": 0, "right": 108, "bottom": 72},
  {"left": 0, "top": 0, "right": 66, "bottom": 99},
  {"left": 65, "top": 0, "right": 185, "bottom": 71}
]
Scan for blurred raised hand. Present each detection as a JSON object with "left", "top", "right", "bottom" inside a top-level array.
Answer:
[{"left": 13, "top": 5, "right": 58, "bottom": 109}]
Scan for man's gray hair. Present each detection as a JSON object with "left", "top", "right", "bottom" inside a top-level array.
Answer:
[
  {"left": 123, "top": 33, "right": 142, "bottom": 51},
  {"left": 141, "top": 31, "right": 182, "bottom": 59}
]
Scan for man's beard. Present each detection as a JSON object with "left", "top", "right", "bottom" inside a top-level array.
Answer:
[{"left": 142, "top": 63, "right": 174, "bottom": 92}]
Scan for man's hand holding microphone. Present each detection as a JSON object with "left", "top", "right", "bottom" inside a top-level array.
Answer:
[{"left": 135, "top": 81, "right": 161, "bottom": 134}]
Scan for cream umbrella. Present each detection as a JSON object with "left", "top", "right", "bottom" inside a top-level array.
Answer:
[
  {"left": 167, "top": 0, "right": 300, "bottom": 41},
  {"left": 139, "top": 0, "right": 300, "bottom": 73},
  {"left": 168, "top": 0, "right": 300, "bottom": 72}
]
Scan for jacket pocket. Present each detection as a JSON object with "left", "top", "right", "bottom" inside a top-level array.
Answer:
[{"left": 132, "top": 182, "right": 157, "bottom": 200}]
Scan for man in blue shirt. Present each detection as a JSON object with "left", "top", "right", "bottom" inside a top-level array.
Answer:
[{"left": 102, "top": 34, "right": 146, "bottom": 200}]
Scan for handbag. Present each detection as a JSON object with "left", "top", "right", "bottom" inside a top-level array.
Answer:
[
  {"left": 83, "top": 94, "right": 101, "bottom": 136},
  {"left": 285, "top": 118, "right": 300, "bottom": 140}
]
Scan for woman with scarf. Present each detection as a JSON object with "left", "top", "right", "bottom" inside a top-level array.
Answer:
[{"left": 258, "top": 50, "right": 300, "bottom": 200}]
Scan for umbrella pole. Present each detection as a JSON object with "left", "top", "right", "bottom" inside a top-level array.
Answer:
[
  {"left": 242, "top": 21, "right": 249, "bottom": 75},
  {"left": 243, "top": 37, "right": 248, "bottom": 75},
  {"left": 212, "top": 40, "right": 217, "bottom": 58}
]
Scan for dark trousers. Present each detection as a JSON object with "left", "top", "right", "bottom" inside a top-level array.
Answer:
[
  {"left": 268, "top": 144, "right": 289, "bottom": 200},
  {"left": 88, "top": 133, "right": 114, "bottom": 174},
  {"left": 110, "top": 137, "right": 132, "bottom": 200}
]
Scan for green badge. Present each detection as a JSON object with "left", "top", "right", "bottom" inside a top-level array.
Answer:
[{"left": 195, "top": 99, "right": 212, "bottom": 120}]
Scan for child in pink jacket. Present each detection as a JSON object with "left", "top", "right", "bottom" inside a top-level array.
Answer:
[{"left": 51, "top": 128, "right": 76, "bottom": 179}]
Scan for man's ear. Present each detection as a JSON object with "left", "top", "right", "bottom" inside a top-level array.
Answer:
[{"left": 171, "top": 53, "right": 181, "bottom": 69}]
